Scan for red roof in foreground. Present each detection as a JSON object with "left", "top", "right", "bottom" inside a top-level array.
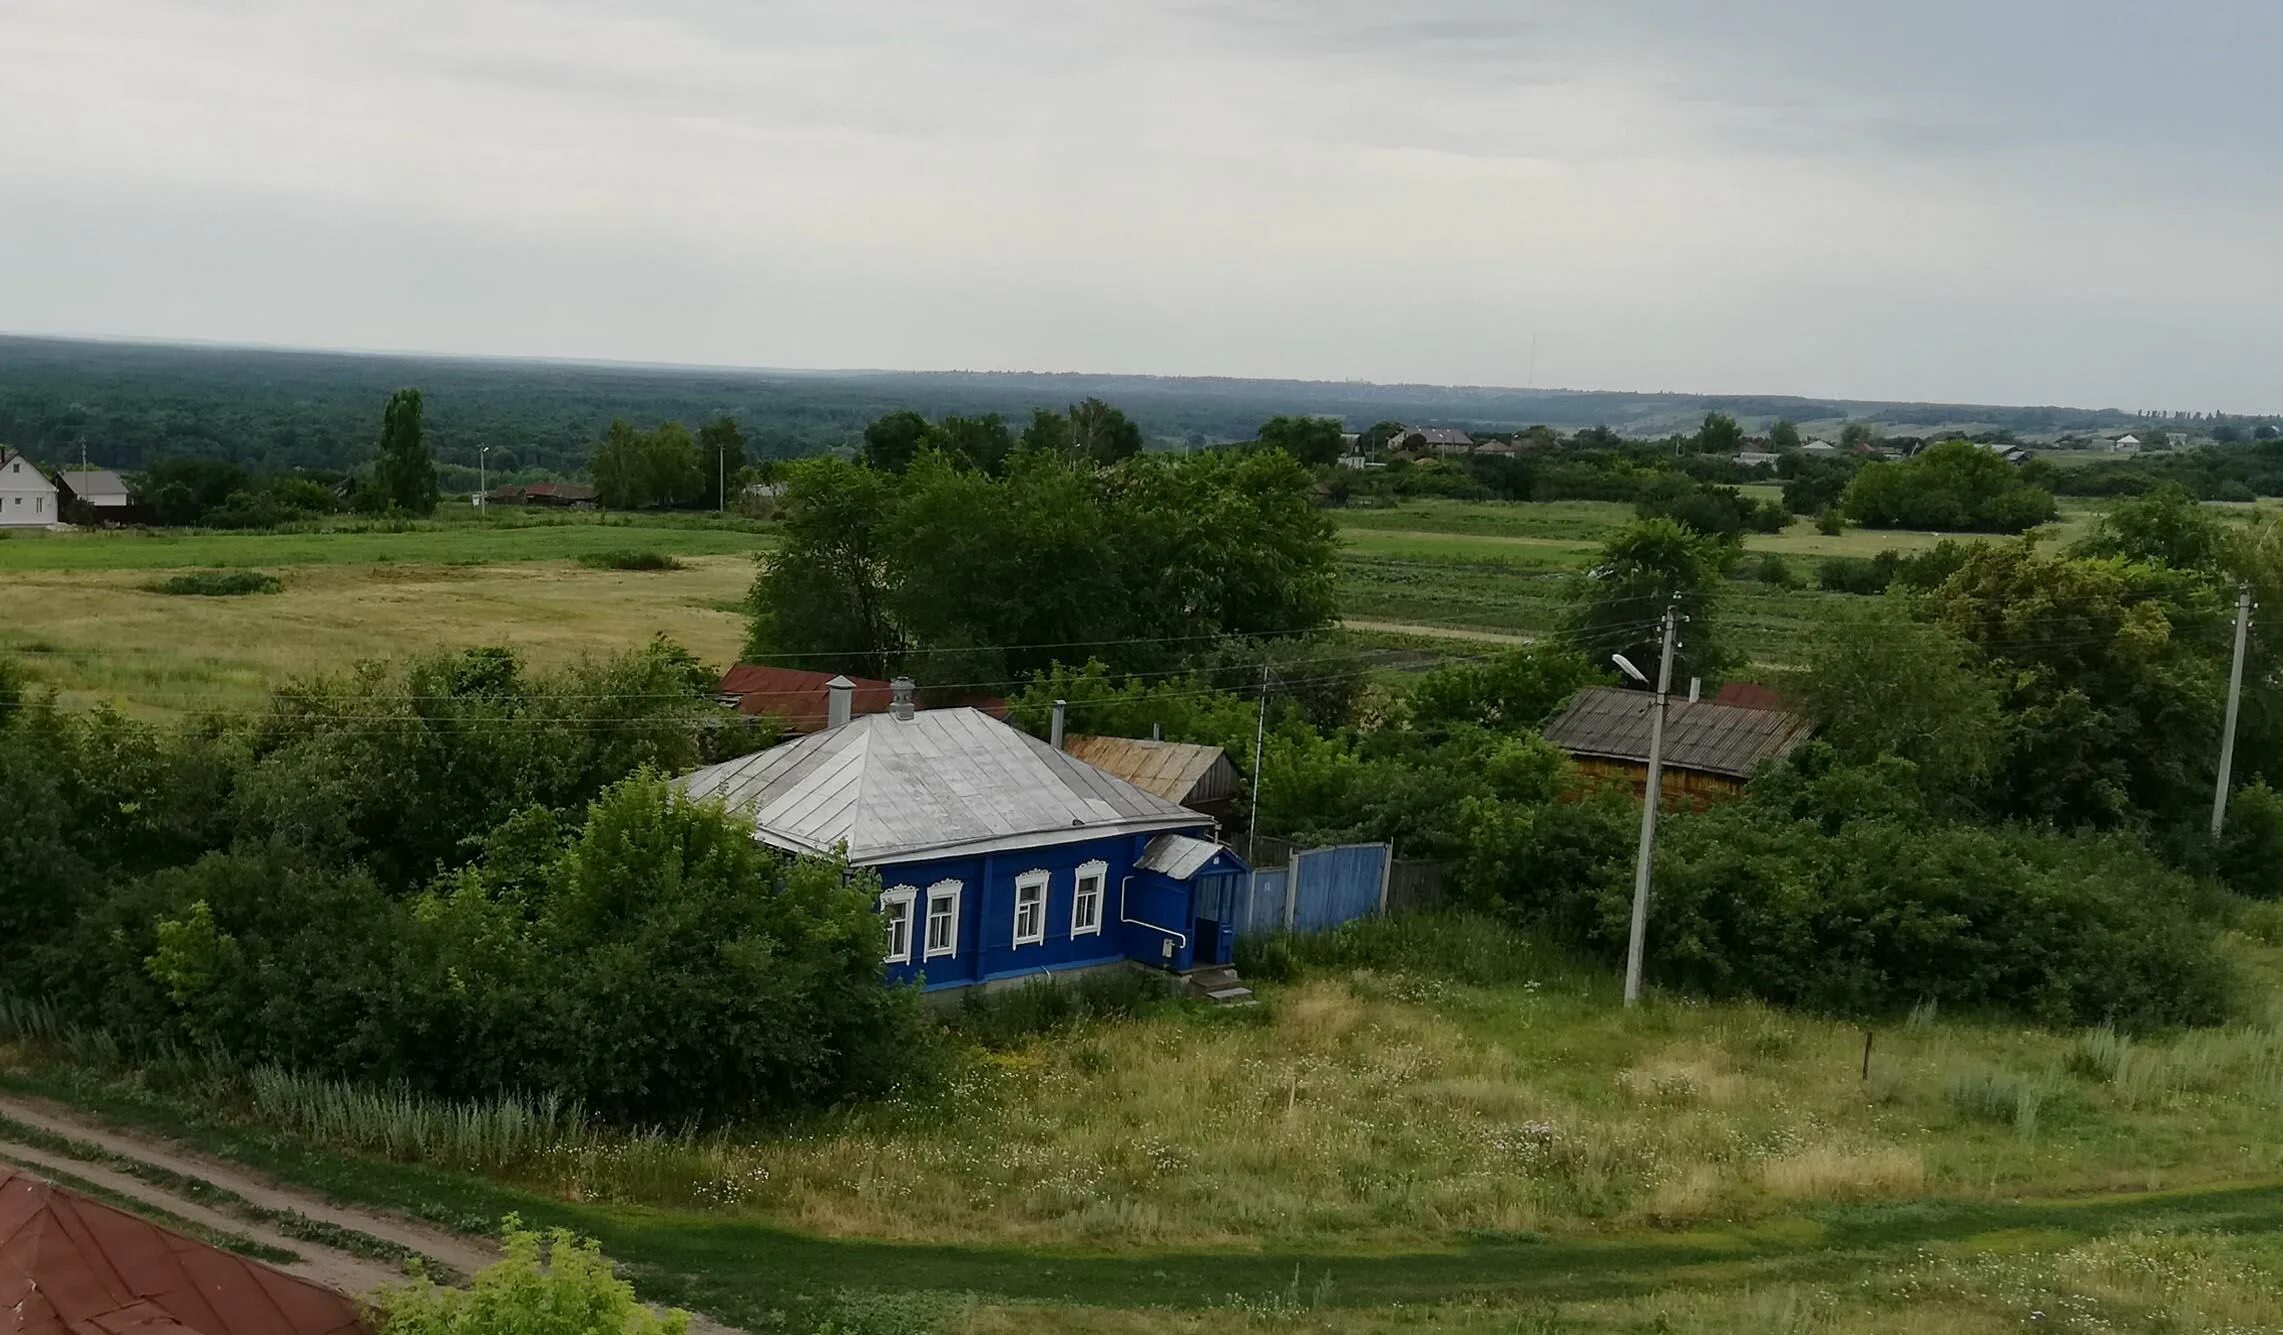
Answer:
[
  {"left": 0, "top": 1167, "right": 368, "bottom": 1335},
  {"left": 715, "top": 665, "right": 1006, "bottom": 733}
]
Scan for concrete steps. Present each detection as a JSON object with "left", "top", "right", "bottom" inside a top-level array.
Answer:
[{"left": 1185, "top": 965, "right": 1256, "bottom": 1006}]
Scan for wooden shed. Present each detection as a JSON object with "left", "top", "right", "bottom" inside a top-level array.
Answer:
[
  {"left": 1541, "top": 686, "right": 1814, "bottom": 805},
  {"left": 1062, "top": 735, "right": 1242, "bottom": 818}
]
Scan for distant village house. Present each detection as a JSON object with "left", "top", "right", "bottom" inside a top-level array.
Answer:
[
  {"left": 1541, "top": 685, "right": 1814, "bottom": 805},
  {"left": 0, "top": 449, "right": 59, "bottom": 528}
]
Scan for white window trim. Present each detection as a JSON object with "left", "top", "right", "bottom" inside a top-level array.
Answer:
[
  {"left": 880, "top": 884, "right": 918, "bottom": 965},
  {"left": 1012, "top": 869, "right": 1049, "bottom": 947},
  {"left": 924, "top": 879, "right": 963, "bottom": 960},
  {"left": 1070, "top": 860, "right": 1108, "bottom": 938}
]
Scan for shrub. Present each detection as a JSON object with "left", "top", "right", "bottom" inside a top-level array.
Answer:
[
  {"left": 1817, "top": 554, "right": 1898, "bottom": 595},
  {"left": 374, "top": 1221, "right": 690, "bottom": 1334},
  {"left": 1814, "top": 509, "right": 1845, "bottom": 536},
  {"left": 1841, "top": 441, "right": 2059, "bottom": 533},
  {"left": 148, "top": 570, "right": 282, "bottom": 597},
  {"left": 2217, "top": 784, "right": 2283, "bottom": 899},
  {"left": 2065, "top": 1025, "right": 2133, "bottom": 1083},
  {"left": 1751, "top": 553, "right": 1800, "bottom": 589},
  {"left": 576, "top": 549, "right": 683, "bottom": 572}
]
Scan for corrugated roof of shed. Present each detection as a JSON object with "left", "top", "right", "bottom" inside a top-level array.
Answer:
[
  {"left": 679, "top": 707, "right": 1207, "bottom": 865},
  {"left": 1541, "top": 686, "right": 1814, "bottom": 781},
  {"left": 0, "top": 1167, "right": 369, "bottom": 1335},
  {"left": 1134, "top": 833, "right": 1227, "bottom": 880},
  {"left": 1061, "top": 735, "right": 1237, "bottom": 806}
]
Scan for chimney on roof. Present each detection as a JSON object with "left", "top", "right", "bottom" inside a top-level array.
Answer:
[
  {"left": 890, "top": 676, "right": 917, "bottom": 722},
  {"left": 1050, "top": 699, "right": 1067, "bottom": 749},
  {"left": 1688, "top": 677, "right": 1701, "bottom": 703},
  {"left": 826, "top": 674, "right": 855, "bottom": 729}
]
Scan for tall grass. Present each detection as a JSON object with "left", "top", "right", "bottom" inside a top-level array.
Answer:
[
  {"left": 246, "top": 1067, "right": 605, "bottom": 1171},
  {"left": 1945, "top": 1072, "right": 2041, "bottom": 1134}
]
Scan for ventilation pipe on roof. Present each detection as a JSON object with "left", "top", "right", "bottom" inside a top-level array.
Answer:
[
  {"left": 890, "top": 676, "right": 917, "bottom": 722},
  {"left": 826, "top": 674, "right": 856, "bottom": 729},
  {"left": 1688, "top": 677, "right": 1701, "bottom": 703},
  {"left": 1050, "top": 699, "right": 1067, "bottom": 749},
  {"left": 1152, "top": 722, "right": 1162, "bottom": 742}
]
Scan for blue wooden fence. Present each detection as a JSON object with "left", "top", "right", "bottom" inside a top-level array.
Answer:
[{"left": 1229, "top": 842, "right": 1392, "bottom": 939}]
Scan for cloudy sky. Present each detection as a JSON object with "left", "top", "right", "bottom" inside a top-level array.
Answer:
[{"left": 3, "top": 1, "right": 2278, "bottom": 410}]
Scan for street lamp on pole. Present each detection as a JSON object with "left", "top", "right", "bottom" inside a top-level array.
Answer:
[{"left": 477, "top": 445, "right": 492, "bottom": 515}]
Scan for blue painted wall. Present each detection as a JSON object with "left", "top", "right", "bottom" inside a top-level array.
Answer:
[{"left": 870, "top": 827, "right": 1245, "bottom": 990}]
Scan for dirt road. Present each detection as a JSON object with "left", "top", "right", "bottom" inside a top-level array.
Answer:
[{"left": 0, "top": 1092, "right": 739, "bottom": 1334}]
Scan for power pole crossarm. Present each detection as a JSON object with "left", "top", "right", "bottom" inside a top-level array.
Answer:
[
  {"left": 2213, "top": 584, "right": 2255, "bottom": 839},
  {"left": 1623, "top": 604, "right": 1680, "bottom": 1008}
]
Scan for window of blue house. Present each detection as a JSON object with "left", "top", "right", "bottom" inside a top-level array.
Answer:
[
  {"left": 880, "top": 885, "right": 917, "bottom": 964},
  {"left": 1012, "top": 870, "right": 1047, "bottom": 946},
  {"left": 925, "top": 880, "right": 962, "bottom": 960},
  {"left": 1071, "top": 860, "right": 1107, "bottom": 937}
]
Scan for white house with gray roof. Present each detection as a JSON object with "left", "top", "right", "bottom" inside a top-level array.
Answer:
[{"left": 0, "top": 450, "right": 59, "bottom": 528}]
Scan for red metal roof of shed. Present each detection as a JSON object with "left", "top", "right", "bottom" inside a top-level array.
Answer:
[
  {"left": 715, "top": 665, "right": 1005, "bottom": 733},
  {"left": 0, "top": 1167, "right": 369, "bottom": 1335}
]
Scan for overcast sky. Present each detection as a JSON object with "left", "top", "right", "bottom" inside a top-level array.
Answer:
[{"left": 3, "top": 1, "right": 2278, "bottom": 410}]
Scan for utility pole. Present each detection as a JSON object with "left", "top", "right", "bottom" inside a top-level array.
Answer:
[
  {"left": 477, "top": 445, "right": 491, "bottom": 516},
  {"left": 1622, "top": 604, "right": 1681, "bottom": 1008},
  {"left": 1247, "top": 663, "right": 1270, "bottom": 867},
  {"left": 2212, "top": 583, "right": 2255, "bottom": 839},
  {"left": 717, "top": 441, "right": 727, "bottom": 514}
]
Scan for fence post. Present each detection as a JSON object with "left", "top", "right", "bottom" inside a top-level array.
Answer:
[
  {"left": 1283, "top": 852, "right": 1300, "bottom": 931},
  {"left": 1376, "top": 842, "right": 1395, "bottom": 916}
]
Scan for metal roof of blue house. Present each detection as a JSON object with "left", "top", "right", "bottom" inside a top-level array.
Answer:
[{"left": 678, "top": 707, "right": 1208, "bottom": 865}]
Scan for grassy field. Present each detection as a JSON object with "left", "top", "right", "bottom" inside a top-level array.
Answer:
[
  {"left": 9, "top": 914, "right": 2283, "bottom": 1332},
  {"left": 0, "top": 553, "right": 760, "bottom": 717}
]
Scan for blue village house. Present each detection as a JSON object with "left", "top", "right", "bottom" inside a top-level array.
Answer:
[{"left": 678, "top": 678, "right": 1250, "bottom": 991}]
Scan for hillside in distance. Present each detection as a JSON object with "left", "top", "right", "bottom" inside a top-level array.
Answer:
[{"left": 0, "top": 334, "right": 2152, "bottom": 478}]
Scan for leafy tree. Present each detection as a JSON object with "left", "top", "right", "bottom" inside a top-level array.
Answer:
[
  {"left": 1929, "top": 541, "right": 2226, "bottom": 829},
  {"left": 1840, "top": 421, "right": 1877, "bottom": 449},
  {"left": 1768, "top": 419, "right": 1802, "bottom": 451},
  {"left": 1256, "top": 415, "right": 1346, "bottom": 466},
  {"left": 1789, "top": 599, "right": 2003, "bottom": 802},
  {"left": 1069, "top": 398, "right": 1144, "bottom": 465},
  {"left": 591, "top": 420, "right": 702, "bottom": 510},
  {"left": 132, "top": 459, "right": 250, "bottom": 526},
  {"left": 1404, "top": 645, "right": 1596, "bottom": 734},
  {"left": 1841, "top": 440, "right": 2058, "bottom": 532},
  {"left": 1694, "top": 412, "right": 1745, "bottom": 455},
  {"left": 1017, "top": 407, "right": 1075, "bottom": 460},
  {"left": 2071, "top": 482, "right": 2229, "bottom": 572},
  {"left": 1568, "top": 519, "right": 1731, "bottom": 684},
  {"left": 2257, "top": 424, "right": 2280, "bottom": 442},
  {"left": 927, "top": 413, "right": 1016, "bottom": 475},
  {"left": 744, "top": 458, "right": 903, "bottom": 677},
  {"left": 371, "top": 388, "right": 439, "bottom": 516},
  {"left": 375, "top": 1222, "right": 689, "bottom": 1335},
  {"left": 860, "top": 410, "right": 930, "bottom": 475},
  {"left": 696, "top": 416, "right": 747, "bottom": 509}
]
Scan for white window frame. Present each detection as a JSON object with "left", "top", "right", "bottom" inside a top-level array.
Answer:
[
  {"left": 924, "top": 879, "right": 962, "bottom": 960},
  {"left": 1071, "top": 860, "right": 1108, "bottom": 938},
  {"left": 880, "top": 885, "right": 918, "bottom": 964},
  {"left": 1012, "top": 870, "right": 1049, "bottom": 947}
]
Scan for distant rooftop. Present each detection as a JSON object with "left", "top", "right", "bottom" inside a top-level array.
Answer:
[{"left": 1542, "top": 686, "right": 1814, "bottom": 781}]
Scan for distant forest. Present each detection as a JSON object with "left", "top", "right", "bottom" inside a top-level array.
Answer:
[{"left": 0, "top": 334, "right": 2172, "bottom": 480}]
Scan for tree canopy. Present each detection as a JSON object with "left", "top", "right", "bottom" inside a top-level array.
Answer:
[
  {"left": 1841, "top": 440, "right": 2058, "bottom": 532},
  {"left": 745, "top": 448, "right": 1338, "bottom": 684},
  {"left": 372, "top": 388, "right": 439, "bottom": 515}
]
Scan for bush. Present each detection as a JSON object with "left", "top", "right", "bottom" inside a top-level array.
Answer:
[
  {"left": 1815, "top": 509, "right": 1846, "bottom": 536},
  {"left": 1841, "top": 441, "right": 2059, "bottom": 533},
  {"left": 575, "top": 549, "right": 684, "bottom": 572},
  {"left": 1466, "top": 762, "right": 2234, "bottom": 1030},
  {"left": 1817, "top": 554, "right": 1898, "bottom": 595},
  {"left": 2217, "top": 784, "right": 2283, "bottom": 899},
  {"left": 1751, "top": 553, "right": 1800, "bottom": 589},
  {"left": 375, "top": 1221, "right": 690, "bottom": 1334},
  {"left": 148, "top": 570, "right": 282, "bottom": 597}
]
